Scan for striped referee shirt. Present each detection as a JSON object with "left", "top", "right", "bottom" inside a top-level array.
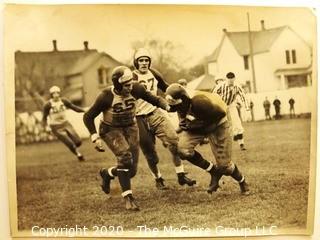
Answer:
[{"left": 213, "top": 82, "right": 249, "bottom": 109}]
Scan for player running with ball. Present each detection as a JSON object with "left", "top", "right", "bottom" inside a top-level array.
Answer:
[{"left": 83, "top": 66, "right": 170, "bottom": 211}]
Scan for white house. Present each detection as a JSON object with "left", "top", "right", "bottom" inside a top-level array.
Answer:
[
  {"left": 206, "top": 20, "right": 313, "bottom": 93},
  {"left": 198, "top": 20, "right": 314, "bottom": 120}
]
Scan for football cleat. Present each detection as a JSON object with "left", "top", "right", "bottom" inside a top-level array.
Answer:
[
  {"left": 155, "top": 177, "right": 169, "bottom": 190},
  {"left": 207, "top": 169, "right": 222, "bottom": 194},
  {"left": 239, "top": 180, "right": 250, "bottom": 195},
  {"left": 177, "top": 172, "right": 196, "bottom": 186},
  {"left": 77, "top": 154, "right": 85, "bottom": 161},
  {"left": 99, "top": 168, "right": 114, "bottom": 194},
  {"left": 124, "top": 194, "right": 140, "bottom": 211}
]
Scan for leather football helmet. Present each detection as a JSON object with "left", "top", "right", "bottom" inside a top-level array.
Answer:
[
  {"left": 49, "top": 85, "right": 61, "bottom": 94},
  {"left": 133, "top": 48, "right": 151, "bottom": 69},
  {"left": 165, "top": 83, "right": 189, "bottom": 106},
  {"left": 111, "top": 66, "right": 133, "bottom": 92}
]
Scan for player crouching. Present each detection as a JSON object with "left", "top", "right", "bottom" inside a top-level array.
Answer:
[
  {"left": 165, "top": 84, "right": 250, "bottom": 195},
  {"left": 83, "top": 66, "right": 170, "bottom": 211}
]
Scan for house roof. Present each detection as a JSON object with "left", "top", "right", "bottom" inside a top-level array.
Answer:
[
  {"left": 67, "top": 52, "right": 123, "bottom": 76},
  {"left": 187, "top": 74, "right": 216, "bottom": 91},
  {"left": 207, "top": 26, "right": 287, "bottom": 62},
  {"left": 15, "top": 47, "right": 123, "bottom": 109},
  {"left": 187, "top": 75, "right": 202, "bottom": 90},
  {"left": 15, "top": 49, "right": 100, "bottom": 78}
]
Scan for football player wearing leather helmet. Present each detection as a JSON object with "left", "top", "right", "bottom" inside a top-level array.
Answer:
[
  {"left": 83, "top": 66, "right": 170, "bottom": 210},
  {"left": 165, "top": 83, "right": 250, "bottom": 195},
  {"left": 42, "top": 85, "right": 85, "bottom": 161},
  {"left": 132, "top": 48, "right": 196, "bottom": 190}
]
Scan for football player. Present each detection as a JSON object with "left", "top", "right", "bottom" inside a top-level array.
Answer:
[
  {"left": 42, "top": 86, "right": 85, "bottom": 161},
  {"left": 178, "top": 78, "right": 188, "bottom": 87},
  {"left": 165, "top": 83, "right": 250, "bottom": 195},
  {"left": 83, "top": 66, "right": 170, "bottom": 211},
  {"left": 132, "top": 48, "right": 196, "bottom": 190},
  {"left": 213, "top": 72, "right": 250, "bottom": 151}
]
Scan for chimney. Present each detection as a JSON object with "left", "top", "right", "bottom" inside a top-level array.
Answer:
[
  {"left": 260, "top": 20, "right": 266, "bottom": 30},
  {"left": 52, "top": 40, "right": 58, "bottom": 51},
  {"left": 223, "top": 28, "right": 227, "bottom": 33},
  {"left": 84, "top": 41, "right": 89, "bottom": 51}
]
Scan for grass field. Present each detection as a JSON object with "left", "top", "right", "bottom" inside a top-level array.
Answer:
[{"left": 16, "top": 118, "right": 311, "bottom": 234}]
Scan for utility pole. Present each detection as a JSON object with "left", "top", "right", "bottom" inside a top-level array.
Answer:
[{"left": 247, "top": 12, "right": 257, "bottom": 93}]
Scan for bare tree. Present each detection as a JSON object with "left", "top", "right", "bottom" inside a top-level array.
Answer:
[{"left": 131, "top": 38, "right": 191, "bottom": 83}]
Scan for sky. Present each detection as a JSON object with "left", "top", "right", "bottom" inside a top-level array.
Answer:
[{"left": 4, "top": 3, "right": 317, "bottom": 67}]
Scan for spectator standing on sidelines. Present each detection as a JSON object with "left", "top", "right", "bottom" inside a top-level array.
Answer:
[
  {"left": 249, "top": 100, "right": 254, "bottom": 121},
  {"left": 273, "top": 96, "right": 281, "bottom": 119},
  {"left": 263, "top": 97, "right": 272, "bottom": 120},
  {"left": 289, "top": 97, "right": 295, "bottom": 118},
  {"left": 213, "top": 72, "right": 250, "bottom": 151}
]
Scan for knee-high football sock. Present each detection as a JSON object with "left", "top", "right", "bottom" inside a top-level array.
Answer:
[
  {"left": 186, "top": 151, "right": 211, "bottom": 170},
  {"left": 117, "top": 168, "right": 131, "bottom": 194},
  {"left": 231, "top": 164, "right": 245, "bottom": 182}
]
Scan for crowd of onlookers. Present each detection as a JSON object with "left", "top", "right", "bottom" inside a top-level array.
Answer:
[
  {"left": 262, "top": 96, "right": 296, "bottom": 120},
  {"left": 15, "top": 112, "right": 55, "bottom": 145}
]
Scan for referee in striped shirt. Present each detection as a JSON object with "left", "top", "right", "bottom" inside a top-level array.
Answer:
[{"left": 213, "top": 72, "right": 250, "bottom": 151}]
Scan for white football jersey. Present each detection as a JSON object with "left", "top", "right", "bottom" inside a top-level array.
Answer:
[
  {"left": 133, "top": 70, "right": 158, "bottom": 116},
  {"left": 48, "top": 99, "right": 67, "bottom": 125}
]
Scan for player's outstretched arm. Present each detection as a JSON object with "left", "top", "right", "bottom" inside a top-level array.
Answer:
[
  {"left": 62, "top": 98, "right": 85, "bottom": 112},
  {"left": 132, "top": 82, "right": 169, "bottom": 111},
  {"left": 42, "top": 102, "right": 51, "bottom": 127},
  {"left": 150, "top": 68, "right": 169, "bottom": 92}
]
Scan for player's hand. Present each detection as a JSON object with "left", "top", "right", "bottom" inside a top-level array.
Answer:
[
  {"left": 91, "top": 133, "right": 105, "bottom": 152},
  {"left": 94, "top": 138, "right": 105, "bottom": 152}
]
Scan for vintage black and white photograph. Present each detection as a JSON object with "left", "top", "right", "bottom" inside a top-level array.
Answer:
[{"left": 4, "top": 3, "right": 317, "bottom": 238}]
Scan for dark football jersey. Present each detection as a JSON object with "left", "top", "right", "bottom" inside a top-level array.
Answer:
[
  {"left": 177, "top": 91, "right": 227, "bottom": 130},
  {"left": 83, "top": 82, "right": 168, "bottom": 134},
  {"left": 102, "top": 87, "right": 136, "bottom": 127}
]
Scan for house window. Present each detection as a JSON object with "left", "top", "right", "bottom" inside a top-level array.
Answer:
[
  {"left": 286, "top": 74, "right": 308, "bottom": 88},
  {"left": 243, "top": 55, "right": 249, "bottom": 70},
  {"left": 97, "top": 67, "right": 108, "bottom": 86},
  {"left": 285, "top": 50, "right": 290, "bottom": 64},
  {"left": 292, "top": 50, "right": 296, "bottom": 64},
  {"left": 285, "top": 50, "right": 297, "bottom": 64}
]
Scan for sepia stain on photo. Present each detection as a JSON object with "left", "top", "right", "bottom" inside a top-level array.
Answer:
[{"left": 4, "top": 3, "right": 317, "bottom": 238}]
